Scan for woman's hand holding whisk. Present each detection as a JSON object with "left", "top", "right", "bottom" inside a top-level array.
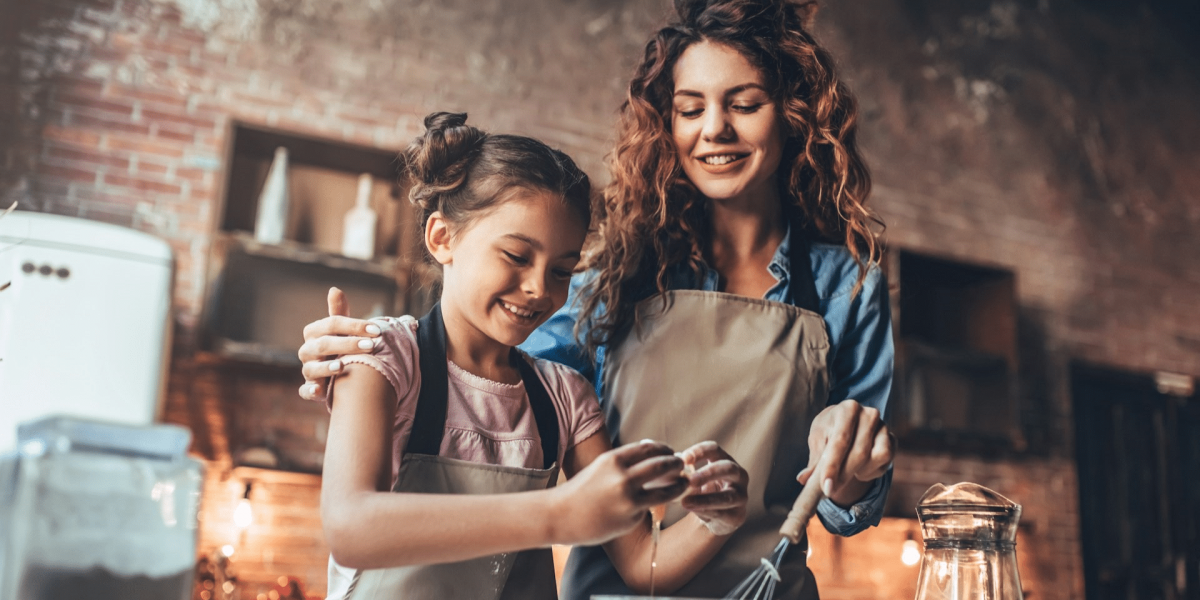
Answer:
[
  {"left": 796, "top": 399, "right": 896, "bottom": 508},
  {"left": 679, "top": 441, "right": 749, "bottom": 536}
]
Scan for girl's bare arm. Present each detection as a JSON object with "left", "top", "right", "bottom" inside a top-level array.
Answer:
[{"left": 320, "top": 363, "right": 686, "bottom": 569}]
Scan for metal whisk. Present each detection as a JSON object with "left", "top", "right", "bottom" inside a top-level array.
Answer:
[{"left": 723, "top": 478, "right": 825, "bottom": 600}]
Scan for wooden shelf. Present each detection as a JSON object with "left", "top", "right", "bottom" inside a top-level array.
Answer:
[{"left": 221, "top": 231, "right": 398, "bottom": 279}]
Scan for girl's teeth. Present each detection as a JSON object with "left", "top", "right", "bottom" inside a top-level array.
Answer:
[{"left": 502, "top": 302, "right": 535, "bottom": 318}]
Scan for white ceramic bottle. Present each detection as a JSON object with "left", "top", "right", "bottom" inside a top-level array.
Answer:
[
  {"left": 342, "top": 173, "right": 377, "bottom": 260},
  {"left": 254, "top": 146, "right": 289, "bottom": 244}
]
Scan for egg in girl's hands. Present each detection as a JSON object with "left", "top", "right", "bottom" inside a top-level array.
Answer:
[{"left": 642, "top": 450, "right": 696, "bottom": 491}]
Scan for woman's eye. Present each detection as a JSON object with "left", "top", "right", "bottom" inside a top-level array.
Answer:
[
  {"left": 503, "top": 251, "right": 529, "bottom": 265},
  {"left": 677, "top": 107, "right": 703, "bottom": 119},
  {"left": 732, "top": 103, "right": 762, "bottom": 113}
]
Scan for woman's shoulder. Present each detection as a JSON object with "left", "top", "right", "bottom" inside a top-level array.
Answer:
[{"left": 806, "top": 241, "right": 886, "bottom": 302}]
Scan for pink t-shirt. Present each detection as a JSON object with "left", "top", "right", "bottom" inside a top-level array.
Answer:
[
  {"left": 326, "top": 315, "right": 605, "bottom": 483},
  {"left": 324, "top": 315, "right": 605, "bottom": 599}
]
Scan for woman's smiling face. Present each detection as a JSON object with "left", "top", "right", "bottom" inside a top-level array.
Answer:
[{"left": 671, "top": 41, "right": 785, "bottom": 206}]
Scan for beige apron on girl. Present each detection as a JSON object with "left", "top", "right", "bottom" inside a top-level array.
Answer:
[
  {"left": 344, "top": 305, "right": 561, "bottom": 600},
  {"left": 562, "top": 229, "right": 830, "bottom": 599}
]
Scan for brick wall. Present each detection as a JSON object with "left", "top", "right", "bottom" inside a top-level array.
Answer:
[{"left": 4, "top": 0, "right": 1198, "bottom": 598}]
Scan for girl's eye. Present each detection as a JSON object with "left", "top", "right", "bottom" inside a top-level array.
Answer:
[
  {"left": 677, "top": 107, "right": 703, "bottom": 119},
  {"left": 503, "top": 251, "right": 529, "bottom": 265},
  {"left": 551, "top": 269, "right": 573, "bottom": 281},
  {"left": 732, "top": 103, "right": 762, "bottom": 113}
]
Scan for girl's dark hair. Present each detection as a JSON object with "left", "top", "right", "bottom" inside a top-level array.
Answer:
[
  {"left": 401, "top": 111, "right": 592, "bottom": 236},
  {"left": 576, "top": 0, "right": 883, "bottom": 357}
]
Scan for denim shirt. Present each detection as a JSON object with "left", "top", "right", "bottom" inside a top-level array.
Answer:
[{"left": 520, "top": 227, "right": 894, "bottom": 536}]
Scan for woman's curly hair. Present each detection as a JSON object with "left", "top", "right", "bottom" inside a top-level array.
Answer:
[{"left": 575, "top": 0, "right": 883, "bottom": 357}]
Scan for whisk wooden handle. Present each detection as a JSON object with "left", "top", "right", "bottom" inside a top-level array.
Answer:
[{"left": 779, "top": 479, "right": 824, "bottom": 544}]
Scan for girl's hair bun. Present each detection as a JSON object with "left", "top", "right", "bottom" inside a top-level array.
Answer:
[{"left": 403, "top": 112, "right": 487, "bottom": 216}]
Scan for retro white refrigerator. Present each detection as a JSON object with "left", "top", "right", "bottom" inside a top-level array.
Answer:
[{"left": 0, "top": 211, "right": 174, "bottom": 452}]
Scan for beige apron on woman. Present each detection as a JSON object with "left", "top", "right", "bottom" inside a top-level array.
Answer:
[
  {"left": 562, "top": 228, "right": 830, "bottom": 599},
  {"left": 344, "top": 305, "right": 561, "bottom": 600}
]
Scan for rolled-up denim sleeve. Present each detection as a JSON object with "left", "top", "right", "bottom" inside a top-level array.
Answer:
[
  {"left": 520, "top": 272, "right": 595, "bottom": 383},
  {"left": 814, "top": 264, "right": 895, "bottom": 536}
]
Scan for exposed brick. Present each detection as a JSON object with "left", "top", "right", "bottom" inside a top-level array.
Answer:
[
  {"left": 45, "top": 143, "right": 129, "bottom": 169},
  {"left": 41, "top": 124, "right": 102, "bottom": 148},
  {"left": 106, "top": 82, "right": 190, "bottom": 108},
  {"left": 105, "top": 133, "right": 186, "bottom": 158},
  {"left": 102, "top": 172, "right": 182, "bottom": 195},
  {"left": 38, "top": 162, "right": 98, "bottom": 184},
  {"left": 69, "top": 111, "right": 151, "bottom": 135}
]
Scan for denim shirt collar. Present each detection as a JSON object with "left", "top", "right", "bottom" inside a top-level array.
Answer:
[{"left": 685, "top": 223, "right": 793, "bottom": 303}]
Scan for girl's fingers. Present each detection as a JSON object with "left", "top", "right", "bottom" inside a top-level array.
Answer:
[
  {"left": 638, "top": 481, "right": 688, "bottom": 506},
  {"left": 610, "top": 440, "right": 677, "bottom": 469},
  {"left": 626, "top": 454, "right": 686, "bottom": 487}
]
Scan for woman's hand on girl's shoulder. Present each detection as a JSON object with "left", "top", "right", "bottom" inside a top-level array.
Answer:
[
  {"left": 551, "top": 438, "right": 687, "bottom": 546},
  {"left": 678, "top": 441, "right": 749, "bottom": 537},
  {"left": 298, "top": 287, "right": 383, "bottom": 400}
]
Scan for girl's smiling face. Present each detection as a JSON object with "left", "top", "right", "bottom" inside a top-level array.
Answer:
[
  {"left": 428, "top": 189, "right": 586, "bottom": 352},
  {"left": 671, "top": 41, "right": 785, "bottom": 207}
]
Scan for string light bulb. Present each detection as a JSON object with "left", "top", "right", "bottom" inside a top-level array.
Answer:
[
  {"left": 901, "top": 532, "right": 921, "bottom": 566},
  {"left": 234, "top": 482, "right": 253, "bottom": 529}
]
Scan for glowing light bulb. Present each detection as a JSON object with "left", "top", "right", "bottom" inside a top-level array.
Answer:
[
  {"left": 234, "top": 498, "right": 253, "bottom": 529},
  {"left": 901, "top": 538, "right": 921, "bottom": 566},
  {"left": 221, "top": 544, "right": 235, "bottom": 557}
]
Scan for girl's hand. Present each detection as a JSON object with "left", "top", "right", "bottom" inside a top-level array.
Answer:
[
  {"left": 796, "top": 399, "right": 895, "bottom": 507},
  {"left": 679, "top": 441, "right": 749, "bottom": 536},
  {"left": 552, "top": 440, "right": 687, "bottom": 546},
  {"left": 298, "top": 287, "right": 381, "bottom": 400}
]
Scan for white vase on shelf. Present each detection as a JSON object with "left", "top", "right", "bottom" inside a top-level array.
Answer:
[
  {"left": 342, "top": 173, "right": 378, "bottom": 260},
  {"left": 254, "top": 146, "right": 289, "bottom": 244}
]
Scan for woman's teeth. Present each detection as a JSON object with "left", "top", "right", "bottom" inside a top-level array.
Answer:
[
  {"left": 501, "top": 301, "right": 536, "bottom": 318},
  {"left": 702, "top": 154, "right": 742, "bottom": 165}
]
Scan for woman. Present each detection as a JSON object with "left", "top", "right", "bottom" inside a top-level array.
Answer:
[{"left": 299, "top": 1, "right": 895, "bottom": 597}]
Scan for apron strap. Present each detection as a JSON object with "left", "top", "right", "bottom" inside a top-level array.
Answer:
[
  {"left": 409, "top": 304, "right": 560, "bottom": 469},
  {"left": 786, "top": 208, "right": 821, "bottom": 314},
  {"left": 513, "top": 350, "right": 561, "bottom": 470}
]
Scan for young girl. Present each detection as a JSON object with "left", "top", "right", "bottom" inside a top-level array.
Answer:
[{"left": 320, "top": 112, "right": 750, "bottom": 600}]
